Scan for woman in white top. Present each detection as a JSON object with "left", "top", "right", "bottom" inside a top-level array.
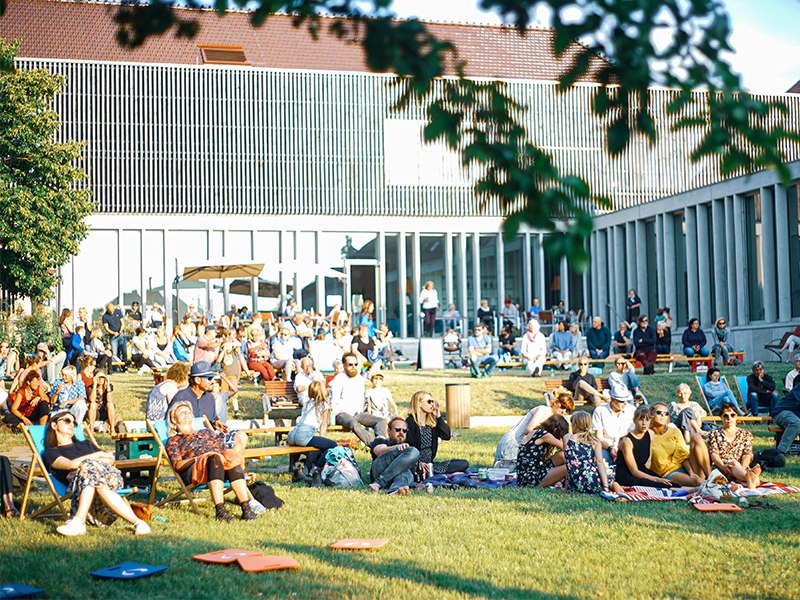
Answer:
[
  {"left": 521, "top": 319, "right": 547, "bottom": 377},
  {"left": 419, "top": 280, "right": 439, "bottom": 338},
  {"left": 286, "top": 380, "right": 338, "bottom": 483}
]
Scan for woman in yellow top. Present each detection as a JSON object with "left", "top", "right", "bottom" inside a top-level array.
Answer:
[{"left": 648, "top": 402, "right": 704, "bottom": 486}]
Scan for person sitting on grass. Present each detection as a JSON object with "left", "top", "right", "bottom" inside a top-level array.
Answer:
[
  {"left": 494, "top": 391, "right": 575, "bottom": 470},
  {"left": 648, "top": 402, "right": 705, "bottom": 487},
  {"left": 669, "top": 383, "right": 709, "bottom": 444},
  {"left": 562, "top": 411, "right": 610, "bottom": 494},
  {"left": 165, "top": 401, "right": 255, "bottom": 522},
  {"left": 87, "top": 372, "right": 122, "bottom": 434},
  {"left": 0, "top": 340, "right": 20, "bottom": 381},
  {"left": 591, "top": 392, "right": 634, "bottom": 465},
  {"left": 608, "top": 357, "right": 646, "bottom": 404},
  {"left": 4, "top": 371, "right": 51, "bottom": 429},
  {"left": 406, "top": 390, "right": 469, "bottom": 477},
  {"left": 567, "top": 358, "right": 607, "bottom": 407},
  {"left": 516, "top": 415, "right": 569, "bottom": 488},
  {"left": 707, "top": 402, "right": 762, "bottom": 490},
  {"left": 614, "top": 405, "right": 675, "bottom": 489},
  {"left": 0, "top": 455, "right": 20, "bottom": 518},
  {"left": 368, "top": 415, "right": 419, "bottom": 495},
  {"left": 145, "top": 361, "right": 190, "bottom": 421},
  {"left": 287, "top": 380, "right": 337, "bottom": 487},
  {"left": 44, "top": 410, "right": 150, "bottom": 536},
  {"left": 703, "top": 367, "right": 743, "bottom": 415},
  {"left": 467, "top": 324, "right": 497, "bottom": 378}
]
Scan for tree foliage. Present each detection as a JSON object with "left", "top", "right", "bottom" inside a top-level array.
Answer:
[{"left": 0, "top": 38, "right": 94, "bottom": 301}]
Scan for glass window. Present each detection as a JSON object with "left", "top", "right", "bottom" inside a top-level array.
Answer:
[
  {"left": 143, "top": 230, "right": 165, "bottom": 307},
  {"left": 543, "top": 237, "right": 561, "bottom": 310},
  {"left": 420, "top": 235, "right": 446, "bottom": 334},
  {"left": 384, "top": 234, "right": 400, "bottom": 334},
  {"left": 318, "top": 232, "right": 377, "bottom": 317},
  {"left": 225, "top": 230, "right": 256, "bottom": 314},
  {"left": 673, "top": 213, "right": 688, "bottom": 326},
  {"left": 503, "top": 235, "right": 524, "bottom": 309},
  {"left": 568, "top": 262, "right": 584, "bottom": 316},
  {"left": 744, "top": 193, "right": 765, "bottom": 321},
  {"left": 704, "top": 208, "right": 716, "bottom": 317},
  {"left": 788, "top": 184, "right": 800, "bottom": 317},
  {"left": 480, "top": 235, "right": 497, "bottom": 318},
  {"left": 73, "top": 230, "right": 119, "bottom": 318},
  {"left": 120, "top": 230, "right": 142, "bottom": 309},
  {"left": 253, "top": 231, "right": 282, "bottom": 313},
  {"left": 451, "top": 234, "right": 463, "bottom": 317},
  {"left": 170, "top": 230, "right": 209, "bottom": 316},
  {"left": 645, "top": 220, "right": 659, "bottom": 320},
  {"left": 296, "top": 232, "right": 318, "bottom": 313}
]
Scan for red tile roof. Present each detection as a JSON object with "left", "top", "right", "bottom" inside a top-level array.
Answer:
[{"left": 0, "top": 0, "right": 608, "bottom": 81}]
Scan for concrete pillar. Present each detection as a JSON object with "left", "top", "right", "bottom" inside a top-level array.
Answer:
[
  {"left": 523, "top": 232, "right": 532, "bottom": 314},
  {"left": 733, "top": 194, "right": 747, "bottom": 324},
  {"left": 613, "top": 225, "right": 625, "bottom": 322},
  {"left": 252, "top": 230, "right": 261, "bottom": 315},
  {"left": 398, "top": 232, "right": 407, "bottom": 337},
  {"left": 444, "top": 231, "right": 453, "bottom": 309},
  {"left": 696, "top": 203, "right": 711, "bottom": 326},
  {"left": 596, "top": 230, "right": 609, "bottom": 324},
  {"left": 139, "top": 228, "right": 146, "bottom": 307},
  {"left": 560, "top": 255, "right": 569, "bottom": 311},
  {"left": 589, "top": 232, "right": 599, "bottom": 320},
  {"left": 458, "top": 233, "right": 468, "bottom": 336},
  {"left": 378, "top": 231, "right": 387, "bottom": 324},
  {"left": 663, "top": 215, "right": 677, "bottom": 319},
  {"left": 724, "top": 197, "right": 738, "bottom": 324},
  {"left": 625, "top": 221, "right": 636, "bottom": 298},
  {"left": 685, "top": 206, "right": 699, "bottom": 322},
  {"left": 472, "top": 233, "right": 481, "bottom": 328},
  {"left": 116, "top": 228, "right": 123, "bottom": 306},
  {"left": 656, "top": 214, "right": 666, "bottom": 307},
  {"left": 711, "top": 199, "right": 728, "bottom": 320},
  {"left": 760, "top": 185, "right": 777, "bottom": 323},
  {"left": 775, "top": 183, "right": 792, "bottom": 322},
  {"left": 537, "top": 235, "right": 546, "bottom": 306},
  {"left": 497, "top": 234, "right": 505, "bottom": 311}
]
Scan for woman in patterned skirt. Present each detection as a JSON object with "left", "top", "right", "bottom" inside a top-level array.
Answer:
[
  {"left": 707, "top": 402, "right": 762, "bottom": 489},
  {"left": 562, "top": 411, "right": 610, "bottom": 494},
  {"left": 516, "top": 415, "right": 569, "bottom": 487}
]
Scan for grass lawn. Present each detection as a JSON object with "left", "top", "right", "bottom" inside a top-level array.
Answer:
[{"left": 1, "top": 362, "right": 799, "bottom": 598}]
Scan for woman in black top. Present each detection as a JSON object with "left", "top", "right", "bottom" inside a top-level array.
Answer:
[
  {"left": 406, "top": 391, "right": 469, "bottom": 477},
  {"left": 632, "top": 315, "right": 657, "bottom": 374},
  {"left": 626, "top": 289, "right": 642, "bottom": 322},
  {"left": 614, "top": 406, "right": 673, "bottom": 489}
]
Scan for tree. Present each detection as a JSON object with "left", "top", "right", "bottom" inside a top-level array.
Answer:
[{"left": 0, "top": 38, "right": 93, "bottom": 302}]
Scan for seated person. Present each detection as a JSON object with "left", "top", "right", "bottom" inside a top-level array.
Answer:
[
  {"left": 443, "top": 329, "right": 461, "bottom": 353},
  {"left": 521, "top": 319, "right": 546, "bottom": 377},
  {"left": 368, "top": 415, "right": 420, "bottom": 495},
  {"left": 50, "top": 366, "right": 87, "bottom": 425},
  {"left": 168, "top": 361, "right": 229, "bottom": 434},
  {"left": 476, "top": 299, "right": 494, "bottom": 331},
  {"left": 707, "top": 402, "right": 762, "bottom": 490},
  {"left": 516, "top": 415, "right": 569, "bottom": 488},
  {"left": 567, "top": 358, "right": 607, "bottom": 407},
  {"left": 785, "top": 354, "right": 800, "bottom": 392},
  {"left": 710, "top": 317, "right": 734, "bottom": 367},
  {"left": 500, "top": 298, "right": 519, "bottom": 331},
  {"left": 648, "top": 402, "right": 705, "bottom": 486},
  {"left": 329, "top": 352, "right": 385, "bottom": 445},
  {"left": 494, "top": 391, "right": 574, "bottom": 469},
  {"left": 562, "top": 411, "right": 611, "bottom": 494},
  {"left": 654, "top": 321, "right": 672, "bottom": 355},
  {"left": 0, "top": 341, "right": 20, "bottom": 381},
  {"left": 608, "top": 357, "right": 646, "bottom": 404},
  {"left": 130, "top": 327, "right": 158, "bottom": 374},
  {"left": 293, "top": 357, "right": 324, "bottom": 408},
  {"left": 442, "top": 304, "right": 462, "bottom": 330},
  {"left": 87, "top": 372, "right": 122, "bottom": 434},
  {"left": 165, "top": 401, "right": 254, "bottom": 522},
  {"left": 4, "top": 371, "right": 50, "bottom": 429},
  {"left": 681, "top": 318, "right": 709, "bottom": 357},
  {"left": 68, "top": 325, "right": 87, "bottom": 366},
  {"left": 745, "top": 361, "right": 778, "bottom": 416},
  {"left": 365, "top": 373, "right": 397, "bottom": 421},
  {"left": 612, "top": 322, "right": 633, "bottom": 356},
  {"left": 498, "top": 326, "right": 519, "bottom": 358},
  {"left": 0, "top": 455, "right": 20, "bottom": 518},
  {"left": 467, "top": 324, "right": 497, "bottom": 378},
  {"left": 246, "top": 326, "right": 276, "bottom": 382},
  {"left": 351, "top": 323, "right": 382, "bottom": 375},
  {"left": 43, "top": 410, "right": 150, "bottom": 536},
  {"left": 270, "top": 327, "right": 300, "bottom": 381},
  {"left": 632, "top": 315, "right": 657, "bottom": 375},
  {"left": 586, "top": 317, "right": 611, "bottom": 362},
  {"left": 85, "top": 329, "right": 113, "bottom": 373},
  {"left": 406, "top": 391, "right": 468, "bottom": 476},
  {"left": 550, "top": 321, "right": 574, "bottom": 370},
  {"left": 146, "top": 361, "right": 191, "bottom": 421},
  {"left": 614, "top": 406, "right": 675, "bottom": 489},
  {"left": 703, "top": 367, "right": 743, "bottom": 415},
  {"left": 669, "top": 383, "right": 708, "bottom": 444},
  {"left": 591, "top": 393, "right": 635, "bottom": 465},
  {"left": 287, "top": 380, "right": 337, "bottom": 485},
  {"left": 171, "top": 325, "right": 193, "bottom": 363},
  {"left": 778, "top": 324, "right": 800, "bottom": 361}
]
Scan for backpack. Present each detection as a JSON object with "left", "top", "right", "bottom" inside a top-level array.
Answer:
[
  {"left": 321, "top": 446, "right": 364, "bottom": 489},
  {"left": 753, "top": 448, "right": 786, "bottom": 470},
  {"left": 248, "top": 481, "right": 284, "bottom": 510}
]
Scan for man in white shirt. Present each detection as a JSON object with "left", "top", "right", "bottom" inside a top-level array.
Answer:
[
  {"left": 785, "top": 355, "right": 800, "bottom": 391},
  {"left": 329, "top": 352, "right": 386, "bottom": 444},
  {"left": 591, "top": 397, "right": 635, "bottom": 464},
  {"left": 271, "top": 327, "right": 301, "bottom": 381},
  {"left": 294, "top": 357, "right": 324, "bottom": 406}
]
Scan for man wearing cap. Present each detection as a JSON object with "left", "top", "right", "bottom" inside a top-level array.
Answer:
[
  {"left": 329, "top": 352, "right": 386, "bottom": 444},
  {"left": 193, "top": 325, "right": 220, "bottom": 365},
  {"left": 169, "top": 361, "right": 228, "bottom": 432},
  {"left": 368, "top": 415, "right": 419, "bottom": 495},
  {"left": 102, "top": 303, "right": 127, "bottom": 367},
  {"left": 592, "top": 395, "right": 635, "bottom": 464}
]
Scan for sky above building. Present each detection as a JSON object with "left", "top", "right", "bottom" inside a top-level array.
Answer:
[{"left": 387, "top": 0, "right": 800, "bottom": 94}]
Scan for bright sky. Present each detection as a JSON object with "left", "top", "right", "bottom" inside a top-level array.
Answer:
[{"left": 387, "top": 0, "right": 800, "bottom": 94}]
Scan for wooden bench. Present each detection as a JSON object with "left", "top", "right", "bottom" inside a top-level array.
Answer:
[
  {"left": 544, "top": 378, "right": 610, "bottom": 406},
  {"left": 767, "top": 424, "right": 800, "bottom": 454},
  {"left": 270, "top": 425, "right": 348, "bottom": 445},
  {"left": 264, "top": 380, "right": 299, "bottom": 406}
]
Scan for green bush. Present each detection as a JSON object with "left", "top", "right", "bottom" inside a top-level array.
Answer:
[{"left": 0, "top": 307, "right": 62, "bottom": 353}]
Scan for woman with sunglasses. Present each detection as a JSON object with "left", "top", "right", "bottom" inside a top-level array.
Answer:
[
  {"left": 707, "top": 402, "right": 762, "bottom": 489},
  {"left": 648, "top": 402, "right": 705, "bottom": 486},
  {"left": 567, "top": 359, "right": 607, "bottom": 406},
  {"left": 287, "top": 380, "right": 337, "bottom": 485},
  {"left": 710, "top": 317, "right": 734, "bottom": 367},
  {"left": 43, "top": 410, "right": 150, "bottom": 536},
  {"left": 406, "top": 391, "right": 469, "bottom": 478}
]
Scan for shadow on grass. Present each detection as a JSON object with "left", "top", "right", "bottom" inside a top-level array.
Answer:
[{"left": 266, "top": 541, "right": 571, "bottom": 599}]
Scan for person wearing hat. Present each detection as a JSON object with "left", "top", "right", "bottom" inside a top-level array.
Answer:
[
  {"left": 168, "top": 361, "right": 228, "bottom": 433},
  {"left": 365, "top": 372, "right": 397, "bottom": 421},
  {"left": 193, "top": 324, "right": 220, "bottom": 365}
]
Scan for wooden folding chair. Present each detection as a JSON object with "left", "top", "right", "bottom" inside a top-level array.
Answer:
[
  {"left": 694, "top": 375, "right": 714, "bottom": 415},
  {"left": 19, "top": 423, "right": 135, "bottom": 520},
  {"left": 146, "top": 417, "right": 229, "bottom": 515}
]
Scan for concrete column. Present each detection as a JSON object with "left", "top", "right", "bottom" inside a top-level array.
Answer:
[
  {"left": 625, "top": 221, "right": 636, "bottom": 297},
  {"left": 279, "top": 230, "right": 288, "bottom": 306},
  {"left": 760, "top": 185, "right": 777, "bottom": 323},
  {"left": 596, "top": 230, "right": 609, "bottom": 324},
  {"left": 164, "top": 230, "right": 172, "bottom": 328},
  {"left": 537, "top": 236, "right": 546, "bottom": 306},
  {"left": 589, "top": 232, "right": 599, "bottom": 320},
  {"left": 685, "top": 207, "right": 699, "bottom": 322},
  {"left": 663, "top": 215, "right": 677, "bottom": 319},
  {"left": 221, "top": 229, "right": 229, "bottom": 313},
  {"left": 724, "top": 197, "right": 738, "bottom": 324},
  {"left": 613, "top": 226, "right": 625, "bottom": 322},
  {"left": 377, "top": 231, "right": 387, "bottom": 324},
  {"left": 656, "top": 215, "right": 666, "bottom": 307},
  {"left": 139, "top": 228, "right": 146, "bottom": 307},
  {"left": 775, "top": 183, "right": 792, "bottom": 321},
  {"left": 252, "top": 230, "right": 261, "bottom": 315},
  {"left": 116, "top": 228, "right": 123, "bottom": 306},
  {"left": 458, "top": 233, "right": 468, "bottom": 336},
  {"left": 398, "top": 232, "right": 407, "bottom": 338},
  {"left": 711, "top": 199, "right": 728, "bottom": 320},
  {"left": 635, "top": 220, "right": 648, "bottom": 315},
  {"left": 497, "top": 234, "right": 505, "bottom": 311},
  {"left": 412, "top": 232, "right": 421, "bottom": 334},
  {"left": 472, "top": 233, "right": 481, "bottom": 328},
  {"left": 733, "top": 194, "right": 748, "bottom": 324},
  {"left": 444, "top": 231, "right": 453, "bottom": 309},
  {"left": 560, "top": 255, "right": 569, "bottom": 312},
  {"left": 695, "top": 203, "right": 711, "bottom": 326},
  {"left": 523, "top": 232, "right": 532, "bottom": 314}
]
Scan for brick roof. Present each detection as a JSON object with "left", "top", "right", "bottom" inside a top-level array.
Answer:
[{"left": 0, "top": 0, "right": 608, "bottom": 81}]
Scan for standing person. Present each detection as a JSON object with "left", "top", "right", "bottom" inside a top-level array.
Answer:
[
  {"left": 368, "top": 416, "right": 419, "bottom": 495},
  {"left": 711, "top": 317, "right": 734, "bottom": 366},
  {"left": 101, "top": 303, "right": 127, "bottom": 367},
  {"left": 358, "top": 299, "right": 376, "bottom": 338},
  {"left": 75, "top": 307, "right": 91, "bottom": 345},
  {"left": 632, "top": 315, "right": 657, "bottom": 375},
  {"left": 516, "top": 415, "right": 569, "bottom": 488},
  {"left": 682, "top": 318, "right": 709, "bottom": 357},
  {"left": 586, "top": 316, "right": 611, "bottom": 364},
  {"left": 745, "top": 361, "right": 778, "bottom": 416},
  {"left": 59, "top": 308, "right": 75, "bottom": 361},
  {"left": 287, "top": 380, "right": 337, "bottom": 485},
  {"left": 467, "top": 324, "right": 497, "bottom": 378},
  {"left": 419, "top": 281, "right": 439, "bottom": 338},
  {"left": 406, "top": 390, "right": 469, "bottom": 476},
  {"left": 562, "top": 411, "right": 610, "bottom": 494},
  {"left": 707, "top": 403, "right": 762, "bottom": 490},
  {"left": 626, "top": 289, "right": 642, "bottom": 323},
  {"left": 521, "top": 319, "right": 547, "bottom": 377}
]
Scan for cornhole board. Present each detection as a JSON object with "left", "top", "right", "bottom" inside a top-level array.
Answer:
[
  {"left": 329, "top": 538, "right": 389, "bottom": 550},
  {"left": 90, "top": 562, "right": 167, "bottom": 580},
  {"left": 0, "top": 583, "right": 44, "bottom": 598},
  {"left": 236, "top": 555, "right": 300, "bottom": 573},
  {"left": 692, "top": 503, "right": 742, "bottom": 513},
  {"left": 193, "top": 549, "right": 262, "bottom": 564}
]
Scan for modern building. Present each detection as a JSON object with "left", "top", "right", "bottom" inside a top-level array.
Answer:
[{"left": 2, "top": 1, "right": 799, "bottom": 357}]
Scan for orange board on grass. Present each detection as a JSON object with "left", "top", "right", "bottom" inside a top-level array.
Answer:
[
  {"left": 236, "top": 555, "right": 301, "bottom": 573},
  {"left": 329, "top": 539, "right": 389, "bottom": 550},
  {"left": 193, "top": 549, "right": 263, "bottom": 564},
  {"left": 692, "top": 503, "right": 743, "bottom": 512}
]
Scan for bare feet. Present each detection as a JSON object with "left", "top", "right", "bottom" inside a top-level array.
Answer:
[
  {"left": 396, "top": 486, "right": 409, "bottom": 496},
  {"left": 610, "top": 482, "right": 624, "bottom": 493},
  {"left": 746, "top": 465, "right": 762, "bottom": 490},
  {"left": 368, "top": 483, "right": 380, "bottom": 493}
]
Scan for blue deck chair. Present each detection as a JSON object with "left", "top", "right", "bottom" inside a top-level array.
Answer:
[
  {"left": 19, "top": 423, "right": 135, "bottom": 520},
  {"left": 734, "top": 375, "right": 772, "bottom": 416},
  {"left": 695, "top": 374, "right": 737, "bottom": 415},
  {"left": 146, "top": 417, "right": 230, "bottom": 514}
]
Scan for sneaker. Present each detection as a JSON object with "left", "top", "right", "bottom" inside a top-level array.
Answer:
[
  {"left": 240, "top": 503, "right": 257, "bottom": 521},
  {"left": 248, "top": 499, "right": 267, "bottom": 515},
  {"left": 232, "top": 410, "right": 242, "bottom": 419},
  {"left": 57, "top": 518, "right": 86, "bottom": 537},
  {"left": 531, "top": 367, "right": 541, "bottom": 377},
  {"left": 133, "top": 520, "right": 151, "bottom": 535}
]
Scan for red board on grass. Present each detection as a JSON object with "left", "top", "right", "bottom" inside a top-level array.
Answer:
[
  {"left": 236, "top": 555, "right": 301, "bottom": 573},
  {"left": 193, "top": 549, "right": 263, "bottom": 564},
  {"left": 329, "top": 539, "right": 389, "bottom": 550},
  {"left": 692, "top": 503, "right": 743, "bottom": 512}
]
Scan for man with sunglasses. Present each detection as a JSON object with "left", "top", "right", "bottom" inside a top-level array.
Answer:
[
  {"left": 329, "top": 352, "right": 386, "bottom": 444},
  {"left": 367, "top": 416, "right": 419, "bottom": 495},
  {"left": 168, "top": 360, "right": 229, "bottom": 433},
  {"left": 567, "top": 359, "right": 607, "bottom": 407}
]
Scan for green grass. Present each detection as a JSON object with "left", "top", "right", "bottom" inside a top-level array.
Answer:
[{"left": 2, "top": 364, "right": 799, "bottom": 598}]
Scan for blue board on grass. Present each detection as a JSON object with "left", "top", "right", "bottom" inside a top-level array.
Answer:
[
  {"left": 0, "top": 583, "right": 44, "bottom": 599},
  {"left": 90, "top": 562, "right": 167, "bottom": 580}
]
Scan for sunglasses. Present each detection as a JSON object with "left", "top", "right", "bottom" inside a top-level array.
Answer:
[
  {"left": 344, "top": 362, "right": 358, "bottom": 367},
  {"left": 719, "top": 322, "right": 726, "bottom": 326},
  {"left": 393, "top": 427, "right": 408, "bottom": 433},
  {"left": 425, "top": 399, "right": 435, "bottom": 405},
  {"left": 579, "top": 362, "right": 589, "bottom": 366},
  {"left": 58, "top": 417, "right": 76, "bottom": 425},
  {"left": 653, "top": 410, "right": 669, "bottom": 416},
  {"left": 722, "top": 413, "right": 737, "bottom": 419}
]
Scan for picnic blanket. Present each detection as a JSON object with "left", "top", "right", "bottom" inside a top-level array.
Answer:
[
  {"left": 601, "top": 481, "right": 799, "bottom": 503},
  {"left": 413, "top": 470, "right": 514, "bottom": 490}
]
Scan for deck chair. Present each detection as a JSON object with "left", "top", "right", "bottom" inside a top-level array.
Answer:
[
  {"left": 695, "top": 374, "right": 737, "bottom": 415},
  {"left": 734, "top": 375, "right": 773, "bottom": 416},
  {"left": 442, "top": 331, "right": 463, "bottom": 368},
  {"left": 19, "top": 423, "right": 135, "bottom": 520},
  {"left": 146, "top": 417, "right": 229, "bottom": 514}
]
